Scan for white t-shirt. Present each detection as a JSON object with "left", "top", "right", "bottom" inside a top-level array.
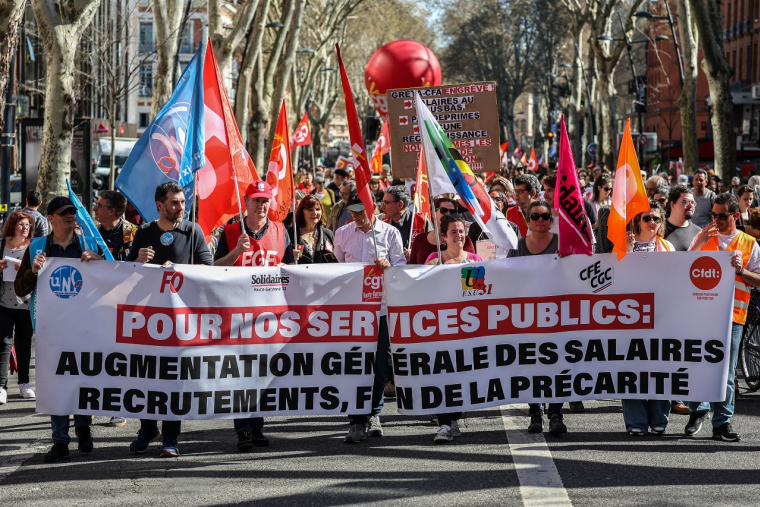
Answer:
[{"left": 689, "top": 231, "right": 760, "bottom": 273}]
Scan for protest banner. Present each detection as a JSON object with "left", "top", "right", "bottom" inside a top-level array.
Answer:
[
  {"left": 35, "top": 260, "right": 382, "bottom": 420},
  {"left": 386, "top": 82, "right": 500, "bottom": 178},
  {"left": 386, "top": 252, "right": 734, "bottom": 414}
]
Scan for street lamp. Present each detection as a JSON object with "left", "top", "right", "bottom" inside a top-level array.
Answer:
[{"left": 635, "top": 1, "right": 684, "bottom": 87}]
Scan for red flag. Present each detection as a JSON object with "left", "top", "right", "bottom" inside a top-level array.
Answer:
[
  {"left": 335, "top": 155, "right": 352, "bottom": 170},
  {"left": 336, "top": 44, "right": 374, "bottom": 216},
  {"left": 556, "top": 115, "right": 593, "bottom": 256},
  {"left": 289, "top": 112, "right": 312, "bottom": 151},
  {"left": 267, "top": 101, "right": 295, "bottom": 222},
  {"left": 196, "top": 42, "right": 259, "bottom": 238},
  {"left": 413, "top": 152, "right": 430, "bottom": 219},
  {"left": 527, "top": 148, "right": 538, "bottom": 172},
  {"left": 369, "top": 122, "right": 389, "bottom": 174},
  {"left": 379, "top": 121, "right": 390, "bottom": 155}
]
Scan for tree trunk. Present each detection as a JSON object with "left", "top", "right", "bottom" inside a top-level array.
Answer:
[
  {"left": 678, "top": 0, "right": 699, "bottom": 174},
  {"left": 150, "top": 0, "right": 183, "bottom": 119},
  {"left": 597, "top": 71, "right": 616, "bottom": 170},
  {"left": 32, "top": 0, "right": 101, "bottom": 209},
  {"left": 688, "top": 0, "right": 734, "bottom": 178},
  {"left": 109, "top": 103, "right": 117, "bottom": 189},
  {"left": 0, "top": 0, "right": 25, "bottom": 134},
  {"left": 566, "top": 32, "right": 584, "bottom": 166},
  {"left": 210, "top": 0, "right": 259, "bottom": 83}
]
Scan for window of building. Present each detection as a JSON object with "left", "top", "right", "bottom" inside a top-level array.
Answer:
[
  {"left": 139, "top": 63, "right": 153, "bottom": 97},
  {"left": 139, "top": 113, "right": 150, "bottom": 129},
  {"left": 180, "top": 23, "right": 194, "bottom": 54},
  {"left": 139, "top": 22, "right": 154, "bottom": 54},
  {"left": 739, "top": 48, "right": 743, "bottom": 81}
]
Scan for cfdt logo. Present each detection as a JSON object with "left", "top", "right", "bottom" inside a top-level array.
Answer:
[
  {"left": 461, "top": 265, "right": 491, "bottom": 297},
  {"left": 580, "top": 259, "right": 613, "bottom": 293},
  {"left": 690, "top": 257, "right": 722, "bottom": 291},
  {"left": 49, "top": 266, "right": 83, "bottom": 299},
  {"left": 362, "top": 265, "right": 383, "bottom": 303}
]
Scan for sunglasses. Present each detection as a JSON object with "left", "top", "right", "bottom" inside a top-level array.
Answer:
[
  {"left": 438, "top": 208, "right": 456, "bottom": 215},
  {"left": 56, "top": 208, "right": 77, "bottom": 216},
  {"left": 530, "top": 212, "right": 552, "bottom": 221},
  {"left": 602, "top": 186, "right": 612, "bottom": 192},
  {"left": 710, "top": 212, "right": 733, "bottom": 221},
  {"left": 641, "top": 216, "right": 662, "bottom": 223},
  {"left": 656, "top": 198, "right": 667, "bottom": 205}
]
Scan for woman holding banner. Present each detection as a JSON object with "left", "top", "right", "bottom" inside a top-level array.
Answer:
[
  {"left": 622, "top": 200, "right": 673, "bottom": 435},
  {"left": 506, "top": 201, "right": 566, "bottom": 435},
  {"left": 290, "top": 195, "right": 336, "bottom": 264},
  {"left": 409, "top": 197, "right": 476, "bottom": 264}
]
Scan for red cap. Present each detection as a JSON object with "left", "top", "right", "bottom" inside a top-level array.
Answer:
[{"left": 245, "top": 180, "right": 274, "bottom": 200}]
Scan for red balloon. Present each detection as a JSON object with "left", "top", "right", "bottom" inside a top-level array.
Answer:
[{"left": 365, "top": 40, "right": 442, "bottom": 118}]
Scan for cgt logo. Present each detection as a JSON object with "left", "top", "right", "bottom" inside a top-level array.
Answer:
[
  {"left": 690, "top": 256, "right": 722, "bottom": 291},
  {"left": 461, "top": 265, "right": 492, "bottom": 296},
  {"left": 580, "top": 260, "right": 613, "bottom": 293},
  {"left": 49, "top": 266, "right": 83, "bottom": 299},
  {"left": 362, "top": 265, "right": 383, "bottom": 303},
  {"left": 160, "top": 271, "right": 184, "bottom": 293}
]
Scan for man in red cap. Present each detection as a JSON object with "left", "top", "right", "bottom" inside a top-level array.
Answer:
[
  {"left": 213, "top": 180, "right": 294, "bottom": 452},
  {"left": 214, "top": 180, "right": 296, "bottom": 267}
]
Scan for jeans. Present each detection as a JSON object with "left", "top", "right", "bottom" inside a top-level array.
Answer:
[
  {"left": 234, "top": 417, "right": 264, "bottom": 432},
  {"left": 528, "top": 403, "right": 563, "bottom": 417},
  {"left": 139, "top": 419, "right": 181, "bottom": 441},
  {"left": 437, "top": 412, "right": 462, "bottom": 426},
  {"left": 0, "top": 306, "right": 33, "bottom": 389},
  {"left": 688, "top": 321, "right": 743, "bottom": 428},
  {"left": 621, "top": 399, "right": 670, "bottom": 432},
  {"left": 51, "top": 414, "right": 91, "bottom": 445},
  {"left": 349, "top": 316, "right": 389, "bottom": 426}
]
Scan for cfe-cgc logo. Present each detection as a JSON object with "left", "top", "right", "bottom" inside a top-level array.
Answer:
[
  {"left": 49, "top": 266, "right": 83, "bottom": 299},
  {"left": 461, "top": 265, "right": 492, "bottom": 297},
  {"left": 690, "top": 257, "right": 722, "bottom": 300},
  {"left": 579, "top": 259, "right": 613, "bottom": 293},
  {"left": 362, "top": 265, "right": 383, "bottom": 302}
]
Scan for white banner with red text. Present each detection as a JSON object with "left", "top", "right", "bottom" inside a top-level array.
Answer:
[
  {"left": 385, "top": 252, "right": 735, "bottom": 415},
  {"left": 35, "top": 260, "right": 384, "bottom": 420}
]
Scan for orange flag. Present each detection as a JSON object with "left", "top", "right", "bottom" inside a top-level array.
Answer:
[
  {"left": 608, "top": 119, "right": 650, "bottom": 260},
  {"left": 370, "top": 122, "right": 389, "bottom": 173},
  {"left": 266, "top": 100, "right": 295, "bottom": 222},
  {"left": 413, "top": 152, "right": 430, "bottom": 219},
  {"left": 527, "top": 148, "right": 538, "bottom": 172}
]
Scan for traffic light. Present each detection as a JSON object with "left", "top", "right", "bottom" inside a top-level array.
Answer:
[
  {"left": 364, "top": 116, "right": 381, "bottom": 141},
  {"left": 547, "top": 131, "right": 555, "bottom": 141}
]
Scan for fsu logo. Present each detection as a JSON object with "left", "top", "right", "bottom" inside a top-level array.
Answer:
[{"left": 461, "top": 265, "right": 491, "bottom": 297}]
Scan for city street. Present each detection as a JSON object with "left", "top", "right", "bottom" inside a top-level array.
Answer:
[{"left": 2, "top": 350, "right": 760, "bottom": 506}]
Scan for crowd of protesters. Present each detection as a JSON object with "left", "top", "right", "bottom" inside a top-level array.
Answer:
[{"left": 2, "top": 155, "right": 760, "bottom": 462}]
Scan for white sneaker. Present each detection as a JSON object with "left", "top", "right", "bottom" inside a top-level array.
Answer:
[
  {"left": 0, "top": 388, "right": 6, "bottom": 404},
  {"left": 434, "top": 424, "right": 453, "bottom": 443},
  {"left": 19, "top": 384, "right": 35, "bottom": 399},
  {"left": 451, "top": 419, "right": 462, "bottom": 437},
  {"left": 368, "top": 415, "right": 383, "bottom": 437}
]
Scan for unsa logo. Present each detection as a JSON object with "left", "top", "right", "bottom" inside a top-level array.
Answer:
[
  {"left": 49, "top": 266, "right": 83, "bottom": 299},
  {"left": 690, "top": 256, "right": 722, "bottom": 291}
]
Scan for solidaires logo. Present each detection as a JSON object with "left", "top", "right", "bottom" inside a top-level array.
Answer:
[
  {"left": 49, "top": 266, "right": 83, "bottom": 299},
  {"left": 461, "top": 265, "right": 491, "bottom": 296}
]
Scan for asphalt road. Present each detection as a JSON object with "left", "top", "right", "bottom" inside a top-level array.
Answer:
[{"left": 2, "top": 358, "right": 760, "bottom": 506}]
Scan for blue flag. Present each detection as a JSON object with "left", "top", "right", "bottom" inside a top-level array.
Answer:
[
  {"left": 66, "top": 179, "right": 114, "bottom": 260},
  {"left": 116, "top": 44, "right": 205, "bottom": 222}
]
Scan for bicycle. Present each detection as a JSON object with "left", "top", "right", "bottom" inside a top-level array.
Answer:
[{"left": 739, "top": 289, "right": 760, "bottom": 391}]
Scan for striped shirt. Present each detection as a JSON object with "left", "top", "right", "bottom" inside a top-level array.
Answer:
[{"left": 334, "top": 218, "right": 406, "bottom": 266}]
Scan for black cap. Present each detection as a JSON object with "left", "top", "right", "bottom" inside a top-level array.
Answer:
[
  {"left": 47, "top": 196, "right": 76, "bottom": 215},
  {"left": 334, "top": 168, "right": 349, "bottom": 178},
  {"left": 345, "top": 193, "right": 372, "bottom": 212}
]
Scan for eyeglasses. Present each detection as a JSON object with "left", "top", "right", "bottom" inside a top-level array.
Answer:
[
  {"left": 93, "top": 203, "right": 112, "bottom": 210},
  {"left": 602, "top": 186, "right": 612, "bottom": 192},
  {"left": 514, "top": 188, "right": 529, "bottom": 194},
  {"left": 656, "top": 198, "right": 667, "bottom": 205},
  {"left": 56, "top": 208, "right": 77, "bottom": 216},
  {"left": 679, "top": 199, "right": 695, "bottom": 207},
  {"left": 491, "top": 196, "right": 503, "bottom": 202},
  {"left": 641, "top": 216, "right": 662, "bottom": 223},
  {"left": 381, "top": 200, "right": 397, "bottom": 205},
  {"left": 529, "top": 212, "right": 552, "bottom": 221},
  {"left": 438, "top": 207, "right": 456, "bottom": 215},
  {"left": 710, "top": 212, "right": 733, "bottom": 221}
]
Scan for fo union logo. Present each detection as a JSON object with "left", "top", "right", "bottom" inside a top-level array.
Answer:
[
  {"left": 461, "top": 265, "right": 492, "bottom": 297},
  {"left": 49, "top": 266, "right": 83, "bottom": 299},
  {"left": 362, "top": 265, "right": 383, "bottom": 303},
  {"left": 579, "top": 259, "right": 613, "bottom": 293}
]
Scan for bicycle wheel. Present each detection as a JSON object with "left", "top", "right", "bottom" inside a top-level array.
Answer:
[{"left": 741, "top": 320, "right": 760, "bottom": 391}]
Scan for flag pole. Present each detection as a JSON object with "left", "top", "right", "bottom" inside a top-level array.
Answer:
[
  {"left": 232, "top": 168, "right": 245, "bottom": 229},
  {"left": 191, "top": 176, "right": 198, "bottom": 265},
  {"left": 370, "top": 211, "right": 380, "bottom": 261},
  {"left": 426, "top": 158, "right": 442, "bottom": 264}
]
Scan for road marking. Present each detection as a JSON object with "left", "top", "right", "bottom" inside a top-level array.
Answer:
[{"left": 501, "top": 404, "right": 572, "bottom": 507}]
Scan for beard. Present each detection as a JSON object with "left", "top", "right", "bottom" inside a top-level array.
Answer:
[{"left": 684, "top": 211, "right": 694, "bottom": 220}]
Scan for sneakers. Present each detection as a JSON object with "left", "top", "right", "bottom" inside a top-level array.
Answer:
[
  {"left": 0, "top": 388, "right": 6, "bottom": 405},
  {"left": 368, "top": 415, "right": 383, "bottom": 437},
  {"left": 75, "top": 426, "right": 93, "bottom": 454},
  {"left": 44, "top": 442, "right": 70, "bottom": 463},
  {"left": 628, "top": 428, "right": 646, "bottom": 436},
  {"left": 160, "top": 438, "right": 180, "bottom": 457},
  {"left": 251, "top": 428, "right": 270, "bottom": 447},
  {"left": 129, "top": 428, "right": 160, "bottom": 453},
  {"left": 527, "top": 413, "right": 543, "bottom": 433},
  {"left": 434, "top": 425, "right": 453, "bottom": 443},
  {"left": 650, "top": 426, "right": 666, "bottom": 436},
  {"left": 451, "top": 419, "right": 462, "bottom": 437},
  {"left": 548, "top": 415, "right": 567, "bottom": 435},
  {"left": 684, "top": 410, "right": 708, "bottom": 436},
  {"left": 384, "top": 380, "right": 396, "bottom": 399},
  {"left": 713, "top": 422, "right": 740, "bottom": 442},
  {"left": 19, "top": 383, "right": 35, "bottom": 399},
  {"left": 237, "top": 430, "right": 253, "bottom": 452},
  {"left": 344, "top": 423, "right": 366, "bottom": 443},
  {"left": 108, "top": 417, "right": 127, "bottom": 427},
  {"left": 569, "top": 401, "right": 585, "bottom": 413}
]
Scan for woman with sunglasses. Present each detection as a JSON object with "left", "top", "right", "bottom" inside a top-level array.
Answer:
[
  {"left": 589, "top": 174, "right": 613, "bottom": 217},
  {"left": 506, "top": 201, "right": 565, "bottom": 434},
  {"left": 626, "top": 200, "right": 674, "bottom": 252},
  {"left": 409, "top": 196, "right": 475, "bottom": 264}
]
